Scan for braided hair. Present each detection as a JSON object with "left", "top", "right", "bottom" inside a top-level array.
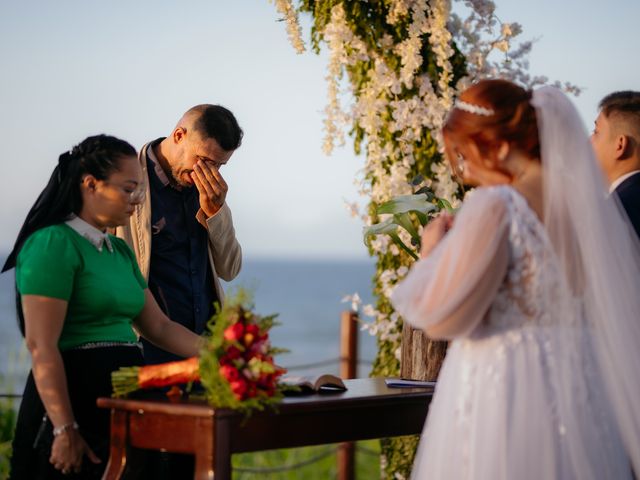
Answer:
[{"left": 2, "top": 134, "right": 136, "bottom": 334}]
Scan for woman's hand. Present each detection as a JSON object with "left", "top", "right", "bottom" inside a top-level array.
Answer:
[
  {"left": 22, "top": 295, "right": 100, "bottom": 474},
  {"left": 50, "top": 428, "right": 101, "bottom": 474},
  {"left": 421, "top": 213, "right": 455, "bottom": 258},
  {"left": 134, "top": 289, "right": 204, "bottom": 358}
]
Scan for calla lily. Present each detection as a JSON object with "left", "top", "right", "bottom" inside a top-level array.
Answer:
[
  {"left": 376, "top": 194, "right": 436, "bottom": 216},
  {"left": 363, "top": 187, "right": 456, "bottom": 261},
  {"left": 362, "top": 217, "right": 397, "bottom": 238}
]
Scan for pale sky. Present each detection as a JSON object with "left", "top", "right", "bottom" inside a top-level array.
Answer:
[{"left": 1, "top": 0, "right": 638, "bottom": 260}]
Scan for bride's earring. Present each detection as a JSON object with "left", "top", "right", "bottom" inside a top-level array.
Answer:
[
  {"left": 455, "top": 153, "right": 465, "bottom": 177},
  {"left": 497, "top": 142, "right": 509, "bottom": 163}
]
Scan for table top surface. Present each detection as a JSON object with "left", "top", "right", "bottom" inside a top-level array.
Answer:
[{"left": 97, "top": 377, "right": 434, "bottom": 418}]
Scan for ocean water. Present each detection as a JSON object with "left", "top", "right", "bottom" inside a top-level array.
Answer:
[{"left": 0, "top": 255, "right": 378, "bottom": 395}]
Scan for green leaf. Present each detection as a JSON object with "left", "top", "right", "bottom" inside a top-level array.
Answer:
[
  {"left": 362, "top": 217, "right": 397, "bottom": 239},
  {"left": 436, "top": 198, "right": 455, "bottom": 213},
  {"left": 389, "top": 232, "right": 419, "bottom": 260},
  {"left": 376, "top": 194, "right": 436, "bottom": 215},
  {"left": 414, "top": 211, "right": 428, "bottom": 226},
  {"left": 393, "top": 212, "right": 420, "bottom": 243}
]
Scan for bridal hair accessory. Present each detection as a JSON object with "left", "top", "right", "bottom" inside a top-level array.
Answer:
[{"left": 455, "top": 100, "right": 495, "bottom": 116}]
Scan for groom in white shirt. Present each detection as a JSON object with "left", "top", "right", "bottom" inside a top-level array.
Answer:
[{"left": 591, "top": 91, "right": 640, "bottom": 238}]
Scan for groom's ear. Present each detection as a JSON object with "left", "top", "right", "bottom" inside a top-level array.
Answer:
[
  {"left": 172, "top": 126, "right": 187, "bottom": 145},
  {"left": 614, "top": 134, "right": 629, "bottom": 161}
]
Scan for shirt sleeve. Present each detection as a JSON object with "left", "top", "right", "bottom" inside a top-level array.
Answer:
[
  {"left": 16, "top": 226, "right": 81, "bottom": 300},
  {"left": 391, "top": 188, "right": 510, "bottom": 340},
  {"left": 202, "top": 203, "right": 242, "bottom": 281}
]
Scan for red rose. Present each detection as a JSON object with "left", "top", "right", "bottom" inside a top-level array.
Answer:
[
  {"left": 224, "top": 323, "right": 245, "bottom": 342},
  {"left": 245, "top": 324, "right": 259, "bottom": 337},
  {"left": 230, "top": 378, "right": 248, "bottom": 400},
  {"left": 246, "top": 384, "right": 258, "bottom": 398},
  {"left": 219, "top": 365, "right": 239, "bottom": 382},
  {"left": 226, "top": 346, "right": 242, "bottom": 360},
  {"left": 247, "top": 340, "right": 262, "bottom": 355}
]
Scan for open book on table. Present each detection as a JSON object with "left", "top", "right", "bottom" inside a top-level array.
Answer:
[
  {"left": 280, "top": 374, "right": 347, "bottom": 394},
  {"left": 384, "top": 378, "right": 437, "bottom": 388}
]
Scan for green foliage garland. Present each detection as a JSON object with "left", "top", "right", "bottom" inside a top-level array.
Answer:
[{"left": 293, "top": 2, "right": 467, "bottom": 477}]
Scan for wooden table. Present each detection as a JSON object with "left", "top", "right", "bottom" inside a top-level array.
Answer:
[{"left": 97, "top": 377, "right": 433, "bottom": 480}]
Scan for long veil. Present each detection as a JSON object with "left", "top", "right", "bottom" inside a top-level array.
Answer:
[{"left": 534, "top": 86, "right": 640, "bottom": 472}]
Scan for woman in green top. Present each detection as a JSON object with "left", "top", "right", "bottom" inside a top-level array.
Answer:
[{"left": 3, "top": 135, "right": 204, "bottom": 479}]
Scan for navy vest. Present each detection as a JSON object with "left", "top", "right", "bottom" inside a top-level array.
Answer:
[{"left": 142, "top": 144, "right": 217, "bottom": 364}]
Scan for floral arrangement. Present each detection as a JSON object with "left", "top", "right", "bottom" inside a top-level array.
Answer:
[
  {"left": 198, "top": 289, "right": 287, "bottom": 415},
  {"left": 111, "top": 290, "right": 287, "bottom": 415}
]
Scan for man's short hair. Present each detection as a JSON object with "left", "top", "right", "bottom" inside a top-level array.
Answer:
[
  {"left": 191, "top": 104, "right": 244, "bottom": 151},
  {"left": 599, "top": 91, "right": 640, "bottom": 137}
]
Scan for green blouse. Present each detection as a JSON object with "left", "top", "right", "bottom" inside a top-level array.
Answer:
[{"left": 16, "top": 224, "right": 146, "bottom": 351}]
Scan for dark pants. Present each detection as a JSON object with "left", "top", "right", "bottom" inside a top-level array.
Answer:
[
  {"left": 9, "top": 345, "right": 144, "bottom": 480},
  {"left": 141, "top": 451, "right": 195, "bottom": 480}
]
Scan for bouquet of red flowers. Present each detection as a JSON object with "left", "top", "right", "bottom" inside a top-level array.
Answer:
[
  {"left": 198, "top": 289, "right": 287, "bottom": 413},
  {"left": 111, "top": 289, "right": 287, "bottom": 414}
]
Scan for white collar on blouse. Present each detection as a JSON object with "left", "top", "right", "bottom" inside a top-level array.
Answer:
[
  {"left": 609, "top": 170, "right": 640, "bottom": 194},
  {"left": 65, "top": 215, "right": 113, "bottom": 253}
]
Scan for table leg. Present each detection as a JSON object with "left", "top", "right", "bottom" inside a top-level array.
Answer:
[
  {"left": 193, "top": 417, "right": 215, "bottom": 480},
  {"left": 211, "top": 417, "right": 231, "bottom": 480},
  {"left": 101, "top": 409, "right": 128, "bottom": 480}
]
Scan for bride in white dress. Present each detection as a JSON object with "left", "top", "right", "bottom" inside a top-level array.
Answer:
[{"left": 392, "top": 79, "right": 640, "bottom": 479}]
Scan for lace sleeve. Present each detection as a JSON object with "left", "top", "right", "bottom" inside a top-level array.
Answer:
[{"left": 391, "top": 188, "right": 510, "bottom": 340}]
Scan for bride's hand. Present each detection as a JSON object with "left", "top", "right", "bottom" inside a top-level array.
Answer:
[{"left": 420, "top": 213, "right": 454, "bottom": 258}]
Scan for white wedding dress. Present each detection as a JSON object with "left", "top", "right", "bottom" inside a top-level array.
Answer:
[{"left": 392, "top": 185, "right": 632, "bottom": 479}]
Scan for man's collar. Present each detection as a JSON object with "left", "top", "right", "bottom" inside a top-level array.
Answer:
[
  {"left": 66, "top": 216, "right": 113, "bottom": 253},
  {"left": 146, "top": 142, "right": 172, "bottom": 188},
  {"left": 610, "top": 170, "right": 640, "bottom": 194}
]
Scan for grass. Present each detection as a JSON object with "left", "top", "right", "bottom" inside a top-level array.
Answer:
[
  {"left": 0, "top": 348, "right": 28, "bottom": 480},
  {"left": 0, "top": 393, "right": 17, "bottom": 480},
  {"left": 232, "top": 440, "right": 380, "bottom": 479}
]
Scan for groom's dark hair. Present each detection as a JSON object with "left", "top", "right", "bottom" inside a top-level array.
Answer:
[
  {"left": 599, "top": 91, "right": 640, "bottom": 138},
  {"left": 188, "top": 104, "right": 244, "bottom": 151}
]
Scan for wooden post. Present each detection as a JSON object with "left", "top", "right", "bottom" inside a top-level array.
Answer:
[
  {"left": 338, "top": 310, "right": 358, "bottom": 480},
  {"left": 340, "top": 310, "right": 358, "bottom": 379},
  {"left": 400, "top": 322, "right": 447, "bottom": 381}
]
